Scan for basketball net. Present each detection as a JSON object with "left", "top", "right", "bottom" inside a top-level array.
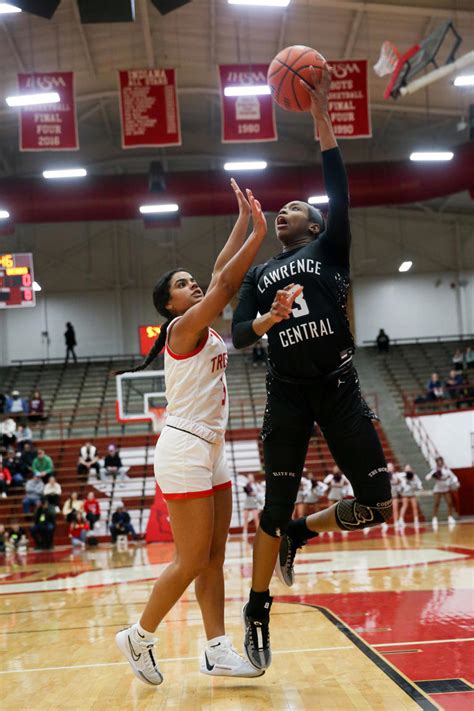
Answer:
[
  {"left": 149, "top": 407, "right": 167, "bottom": 433},
  {"left": 373, "top": 41, "right": 400, "bottom": 77}
]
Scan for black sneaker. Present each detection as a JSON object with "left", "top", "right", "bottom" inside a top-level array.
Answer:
[
  {"left": 275, "top": 534, "right": 303, "bottom": 587},
  {"left": 242, "top": 602, "right": 272, "bottom": 670}
]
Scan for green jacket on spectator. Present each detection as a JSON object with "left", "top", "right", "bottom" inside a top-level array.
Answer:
[{"left": 32, "top": 454, "right": 54, "bottom": 477}]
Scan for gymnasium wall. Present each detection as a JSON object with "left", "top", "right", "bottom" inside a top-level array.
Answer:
[
  {"left": 353, "top": 271, "right": 474, "bottom": 346},
  {"left": 406, "top": 411, "right": 474, "bottom": 469}
]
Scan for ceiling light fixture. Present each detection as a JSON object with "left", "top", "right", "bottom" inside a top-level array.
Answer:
[
  {"left": 43, "top": 168, "right": 87, "bottom": 179},
  {"left": 308, "top": 195, "right": 329, "bottom": 205},
  {"left": 6, "top": 92, "right": 60, "bottom": 107},
  {"left": 139, "top": 204, "right": 179, "bottom": 214},
  {"left": 228, "top": 0, "right": 291, "bottom": 6},
  {"left": 0, "top": 3, "right": 22, "bottom": 13},
  {"left": 409, "top": 151, "right": 453, "bottom": 161},
  {"left": 0, "top": 210, "right": 10, "bottom": 219},
  {"left": 224, "top": 85, "right": 271, "bottom": 96},
  {"left": 399, "top": 261, "right": 413, "bottom": 272},
  {"left": 454, "top": 75, "right": 474, "bottom": 87},
  {"left": 224, "top": 161, "right": 267, "bottom": 171}
]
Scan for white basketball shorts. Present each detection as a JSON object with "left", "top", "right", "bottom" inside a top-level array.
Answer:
[{"left": 154, "top": 425, "right": 231, "bottom": 500}]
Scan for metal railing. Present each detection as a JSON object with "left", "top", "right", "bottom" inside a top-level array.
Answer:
[
  {"left": 403, "top": 384, "right": 474, "bottom": 417},
  {"left": 363, "top": 333, "right": 473, "bottom": 346}
]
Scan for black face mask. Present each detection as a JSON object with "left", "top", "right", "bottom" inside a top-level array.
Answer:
[{"left": 406, "top": 471, "right": 414, "bottom": 481}]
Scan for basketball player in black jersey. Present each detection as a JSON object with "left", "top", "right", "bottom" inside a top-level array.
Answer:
[{"left": 232, "top": 63, "right": 392, "bottom": 670}]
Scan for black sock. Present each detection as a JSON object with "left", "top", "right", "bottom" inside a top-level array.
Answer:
[
  {"left": 287, "top": 517, "right": 319, "bottom": 544},
  {"left": 247, "top": 588, "right": 273, "bottom": 620}
]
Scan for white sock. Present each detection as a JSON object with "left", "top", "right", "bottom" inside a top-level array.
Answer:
[
  {"left": 134, "top": 622, "right": 155, "bottom": 641},
  {"left": 206, "top": 634, "right": 228, "bottom": 648}
]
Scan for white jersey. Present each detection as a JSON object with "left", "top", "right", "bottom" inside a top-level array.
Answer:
[
  {"left": 426, "top": 466, "right": 456, "bottom": 494},
  {"left": 164, "top": 318, "right": 229, "bottom": 440}
]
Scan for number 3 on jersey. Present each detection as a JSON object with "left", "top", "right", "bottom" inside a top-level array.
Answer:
[{"left": 291, "top": 289, "right": 309, "bottom": 318}]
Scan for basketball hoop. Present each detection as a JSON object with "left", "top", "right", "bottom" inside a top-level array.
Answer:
[
  {"left": 149, "top": 406, "right": 167, "bottom": 433},
  {"left": 373, "top": 41, "right": 400, "bottom": 77}
]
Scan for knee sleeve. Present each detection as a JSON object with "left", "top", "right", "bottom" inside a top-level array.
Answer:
[
  {"left": 260, "top": 501, "right": 295, "bottom": 538},
  {"left": 335, "top": 497, "right": 393, "bottom": 531}
]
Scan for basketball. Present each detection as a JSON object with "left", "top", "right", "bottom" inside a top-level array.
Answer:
[{"left": 267, "top": 45, "right": 326, "bottom": 112}]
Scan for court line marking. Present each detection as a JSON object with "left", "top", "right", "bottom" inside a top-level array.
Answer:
[
  {"left": 374, "top": 637, "right": 474, "bottom": 647},
  {"left": 0, "top": 645, "right": 355, "bottom": 675}
]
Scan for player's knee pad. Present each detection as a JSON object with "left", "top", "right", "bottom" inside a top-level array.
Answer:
[
  {"left": 259, "top": 501, "right": 294, "bottom": 538},
  {"left": 335, "top": 497, "right": 393, "bottom": 531}
]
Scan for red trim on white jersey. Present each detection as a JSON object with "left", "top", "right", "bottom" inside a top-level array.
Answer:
[
  {"left": 165, "top": 319, "right": 209, "bottom": 360},
  {"left": 209, "top": 327, "right": 225, "bottom": 343}
]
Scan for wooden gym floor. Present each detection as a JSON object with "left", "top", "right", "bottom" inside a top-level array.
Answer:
[{"left": 1, "top": 522, "right": 473, "bottom": 710}]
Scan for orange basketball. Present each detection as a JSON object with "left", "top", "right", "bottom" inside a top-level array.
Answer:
[{"left": 267, "top": 45, "right": 326, "bottom": 112}]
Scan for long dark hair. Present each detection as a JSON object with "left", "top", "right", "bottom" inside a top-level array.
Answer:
[{"left": 116, "top": 269, "right": 184, "bottom": 375}]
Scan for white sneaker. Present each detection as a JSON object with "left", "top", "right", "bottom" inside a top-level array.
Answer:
[
  {"left": 432, "top": 517, "right": 438, "bottom": 528},
  {"left": 448, "top": 516, "right": 456, "bottom": 525},
  {"left": 200, "top": 636, "right": 264, "bottom": 678},
  {"left": 115, "top": 625, "right": 163, "bottom": 686},
  {"left": 1, "top": 492, "right": 7, "bottom": 499},
  {"left": 381, "top": 522, "right": 389, "bottom": 532}
]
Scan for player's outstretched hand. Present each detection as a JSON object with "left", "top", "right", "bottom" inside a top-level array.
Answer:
[
  {"left": 300, "top": 61, "right": 332, "bottom": 121},
  {"left": 230, "top": 177, "right": 251, "bottom": 218},
  {"left": 246, "top": 188, "right": 267, "bottom": 240},
  {"left": 269, "top": 283, "right": 303, "bottom": 323}
]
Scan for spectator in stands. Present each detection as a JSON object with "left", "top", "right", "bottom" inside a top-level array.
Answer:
[
  {"left": 0, "top": 524, "right": 5, "bottom": 553},
  {"left": 18, "top": 442, "right": 37, "bottom": 479},
  {"left": 101, "top": 444, "right": 128, "bottom": 485},
  {"left": 465, "top": 346, "right": 474, "bottom": 370},
  {"left": 294, "top": 470, "right": 312, "bottom": 518},
  {"left": 6, "top": 521, "right": 28, "bottom": 551},
  {"left": 304, "top": 474, "right": 328, "bottom": 515},
  {"left": 77, "top": 441, "right": 100, "bottom": 480},
  {"left": 32, "top": 448, "right": 54, "bottom": 482},
  {"left": 43, "top": 476, "right": 62, "bottom": 512},
  {"left": 64, "top": 322, "right": 78, "bottom": 363},
  {"left": 22, "top": 473, "right": 44, "bottom": 513},
  {"left": 15, "top": 423, "right": 33, "bottom": 450},
  {"left": 5, "top": 390, "right": 28, "bottom": 417},
  {"left": 445, "top": 369, "right": 464, "bottom": 406},
  {"left": 376, "top": 328, "right": 390, "bottom": 353},
  {"left": 324, "top": 466, "right": 352, "bottom": 503},
  {"left": 84, "top": 491, "right": 101, "bottom": 530},
  {"left": 62, "top": 491, "right": 84, "bottom": 523},
  {"left": 110, "top": 504, "right": 136, "bottom": 543},
  {"left": 426, "top": 456, "right": 457, "bottom": 527},
  {"left": 1, "top": 417, "right": 17, "bottom": 449},
  {"left": 384, "top": 462, "right": 402, "bottom": 530},
  {"left": 2, "top": 450, "right": 24, "bottom": 487},
  {"left": 398, "top": 465, "right": 422, "bottom": 528},
  {"left": 28, "top": 390, "right": 45, "bottom": 422},
  {"left": 0, "top": 391, "right": 6, "bottom": 414},
  {"left": 0, "top": 455, "right": 12, "bottom": 498},
  {"left": 452, "top": 348, "right": 464, "bottom": 372},
  {"left": 252, "top": 339, "right": 267, "bottom": 367},
  {"left": 426, "top": 373, "right": 444, "bottom": 401},
  {"left": 69, "top": 511, "right": 90, "bottom": 549},
  {"left": 242, "top": 474, "right": 261, "bottom": 538},
  {"left": 31, "top": 499, "right": 56, "bottom": 550}
]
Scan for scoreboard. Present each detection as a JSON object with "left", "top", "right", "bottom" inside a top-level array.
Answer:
[
  {"left": 0, "top": 253, "right": 36, "bottom": 309},
  {"left": 138, "top": 325, "right": 162, "bottom": 356}
]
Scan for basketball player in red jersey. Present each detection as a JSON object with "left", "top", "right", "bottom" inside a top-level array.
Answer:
[{"left": 232, "top": 63, "right": 392, "bottom": 669}]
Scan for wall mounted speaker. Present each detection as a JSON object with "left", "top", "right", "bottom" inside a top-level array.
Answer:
[
  {"left": 150, "top": 0, "right": 191, "bottom": 16},
  {"left": 148, "top": 162, "right": 166, "bottom": 193},
  {"left": 77, "top": 0, "right": 136, "bottom": 23},
  {"left": 12, "top": 0, "right": 61, "bottom": 19}
]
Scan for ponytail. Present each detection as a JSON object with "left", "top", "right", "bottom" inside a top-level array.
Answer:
[{"left": 115, "top": 320, "right": 171, "bottom": 376}]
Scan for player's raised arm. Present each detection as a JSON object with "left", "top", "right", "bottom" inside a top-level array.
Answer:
[
  {"left": 173, "top": 190, "right": 267, "bottom": 338},
  {"left": 302, "top": 63, "right": 351, "bottom": 268}
]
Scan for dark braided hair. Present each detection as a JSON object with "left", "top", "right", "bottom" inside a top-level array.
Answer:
[{"left": 115, "top": 269, "right": 184, "bottom": 375}]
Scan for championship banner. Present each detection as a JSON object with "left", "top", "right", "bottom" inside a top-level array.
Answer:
[
  {"left": 118, "top": 68, "right": 181, "bottom": 148},
  {"left": 18, "top": 72, "right": 78, "bottom": 151},
  {"left": 219, "top": 64, "right": 277, "bottom": 143},
  {"left": 316, "top": 59, "right": 371, "bottom": 140}
]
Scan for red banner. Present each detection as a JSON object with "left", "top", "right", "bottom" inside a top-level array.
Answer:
[
  {"left": 138, "top": 324, "right": 162, "bottom": 356},
  {"left": 316, "top": 59, "right": 371, "bottom": 140},
  {"left": 118, "top": 69, "right": 181, "bottom": 148},
  {"left": 18, "top": 72, "right": 78, "bottom": 151},
  {"left": 219, "top": 64, "right": 277, "bottom": 143}
]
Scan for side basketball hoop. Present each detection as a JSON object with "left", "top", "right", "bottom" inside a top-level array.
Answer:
[
  {"left": 149, "top": 406, "right": 167, "bottom": 433},
  {"left": 373, "top": 41, "right": 400, "bottom": 77}
]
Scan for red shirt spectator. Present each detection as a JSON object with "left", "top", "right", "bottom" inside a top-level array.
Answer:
[
  {"left": 0, "top": 460, "right": 12, "bottom": 497},
  {"left": 29, "top": 390, "right": 45, "bottom": 419},
  {"left": 69, "top": 520, "right": 90, "bottom": 538},
  {"left": 84, "top": 496, "right": 101, "bottom": 517}
]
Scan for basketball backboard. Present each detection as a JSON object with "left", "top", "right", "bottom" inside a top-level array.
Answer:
[{"left": 116, "top": 370, "right": 167, "bottom": 425}]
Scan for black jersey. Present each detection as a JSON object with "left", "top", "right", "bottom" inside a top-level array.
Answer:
[{"left": 232, "top": 147, "right": 354, "bottom": 379}]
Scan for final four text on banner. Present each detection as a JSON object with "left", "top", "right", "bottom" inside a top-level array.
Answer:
[
  {"left": 118, "top": 69, "right": 181, "bottom": 148},
  {"left": 316, "top": 59, "right": 371, "bottom": 140},
  {"left": 219, "top": 64, "right": 277, "bottom": 143},
  {"left": 18, "top": 72, "right": 78, "bottom": 151}
]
